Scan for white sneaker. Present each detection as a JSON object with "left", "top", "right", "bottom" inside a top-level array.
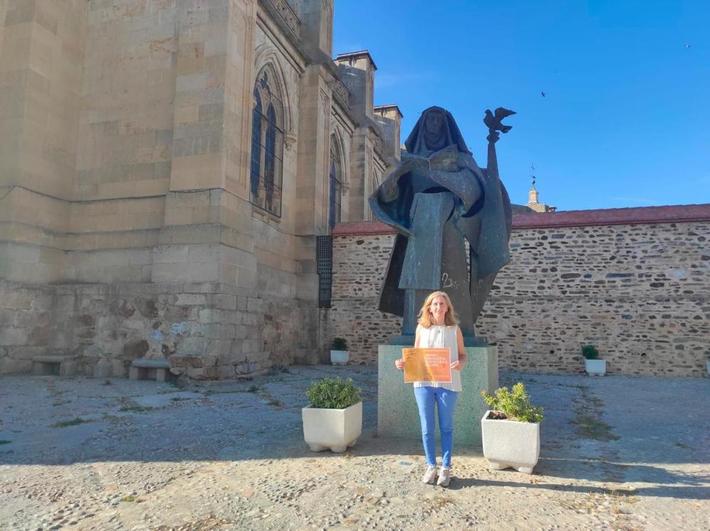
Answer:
[
  {"left": 437, "top": 467, "right": 451, "bottom": 487},
  {"left": 421, "top": 466, "right": 437, "bottom": 484}
]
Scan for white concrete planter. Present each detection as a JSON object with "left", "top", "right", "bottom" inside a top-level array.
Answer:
[
  {"left": 330, "top": 350, "right": 349, "bottom": 365},
  {"left": 585, "top": 359, "right": 607, "bottom": 376},
  {"left": 481, "top": 411, "right": 540, "bottom": 474},
  {"left": 302, "top": 401, "right": 362, "bottom": 453}
]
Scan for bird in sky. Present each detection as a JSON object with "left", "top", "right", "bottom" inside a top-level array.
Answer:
[{"left": 541, "top": 91, "right": 546, "bottom": 97}]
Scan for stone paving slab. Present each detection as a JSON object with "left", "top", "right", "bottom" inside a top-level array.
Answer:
[{"left": 0, "top": 366, "right": 708, "bottom": 530}]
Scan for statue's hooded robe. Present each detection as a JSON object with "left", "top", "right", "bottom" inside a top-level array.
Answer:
[{"left": 369, "top": 106, "right": 512, "bottom": 332}]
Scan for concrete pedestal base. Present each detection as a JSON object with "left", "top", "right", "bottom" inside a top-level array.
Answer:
[{"left": 377, "top": 344, "right": 498, "bottom": 447}]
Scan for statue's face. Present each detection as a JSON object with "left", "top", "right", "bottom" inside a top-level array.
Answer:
[
  {"left": 424, "top": 111, "right": 444, "bottom": 136},
  {"left": 423, "top": 111, "right": 446, "bottom": 150}
]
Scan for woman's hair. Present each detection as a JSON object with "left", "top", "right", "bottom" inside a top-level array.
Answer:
[{"left": 417, "top": 291, "right": 459, "bottom": 328}]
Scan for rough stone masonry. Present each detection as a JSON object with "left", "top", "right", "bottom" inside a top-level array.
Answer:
[{"left": 325, "top": 205, "right": 710, "bottom": 377}]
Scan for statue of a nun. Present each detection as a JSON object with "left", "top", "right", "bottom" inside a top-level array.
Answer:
[{"left": 369, "top": 106, "right": 513, "bottom": 344}]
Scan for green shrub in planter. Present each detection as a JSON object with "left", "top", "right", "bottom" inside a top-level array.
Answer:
[
  {"left": 581, "top": 344, "right": 599, "bottom": 360},
  {"left": 481, "top": 382, "right": 543, "bottom": 423},
  {"left": 306, "top": 377, "right": 361, "bottom": 409},
  {"left": 331, "top": 337, "right": 348, "bottom": 351}
]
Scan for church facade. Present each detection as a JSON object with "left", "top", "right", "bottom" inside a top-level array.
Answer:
[{"left": 0, "top": 0, "right": 401, "bottom": 378}]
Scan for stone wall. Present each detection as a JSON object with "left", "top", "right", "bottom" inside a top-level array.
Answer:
[
  {"left": 321, "top": 229, "right": 400, "bottom": 359},
  {"left": 327, "top": 205, "right": 710, "bottom": 377},
  {"left": 0, "top": 1, "right": 399, "bottom": 378},
  {"left": 0, "top": 280, "right": 317, "bottom": 378}
]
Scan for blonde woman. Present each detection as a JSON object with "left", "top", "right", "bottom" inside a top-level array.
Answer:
[{"left": 395, "top": 291, "right": 467, "bottom": 487}]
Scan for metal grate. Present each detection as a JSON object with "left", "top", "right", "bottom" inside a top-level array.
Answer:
[{"left": 316, "top": 235, "right": 333, "bottom": 307}]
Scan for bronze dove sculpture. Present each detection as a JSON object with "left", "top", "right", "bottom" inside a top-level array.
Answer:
[{"left": 484, "top": 107, "right": 516, "bottom": 134}]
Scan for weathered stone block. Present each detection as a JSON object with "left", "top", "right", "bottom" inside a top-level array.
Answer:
[
  {"left": 201, "top": 323, "right": 236, "bottom": 339},
  {"left": 202, "top": 355, "right": 219, "bottom": 367},
  {"left": 0, "top": 358, "right": 32, "bottom": 374},
  {"left": 206, "top": 339, "right": 234, "bottom": 356},
  {"left": 241, "top": 313, "right": 260, "bottom": 326},
  {"left": 176, "top": 293, "right": 207, "bottom": 306},
  {"left": 183, "top": 282, "right": 221, "bottom": 294},
  {"left": 214, "top": 294, "right": 237, "bottom": 310},
  {"left": 209, "top": 308, "right": 239, "bottom": 324},
  {"left": 186, "top": 366, "right": 219, "bottom": 380},
  {"left": 0, "top": 290, "right": 34, "bottom": 310},
  {"left": 246, "top": 297, "right": 263, "bottom": 313},
  {"left": 94, "top": 358, "right": 112, "bottom": 378},
  {"left": 0, "top": 328, "right": 28, "bottom": 346},
  {"left": 112, "top": 358, "right": 128, "bottom": 378},
  {"left": 168, "top": 355, "right": 204, "bottom": 368},
  {"left": 175, "top": 337, "right": 208, "bottom": 355},
  {"left": 234, "top": 325, "right": 249, "bottom": 340},
  {"left": 217, "top": 365, "right": 237, "bottom": 379},
  {"left": 218, "top": 348, "right": 247, "bottom": 365},
  {"left": 122, "top": 339, "right": 149, "bottom": 359}
]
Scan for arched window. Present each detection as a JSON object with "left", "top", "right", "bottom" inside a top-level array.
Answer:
[
  {"left": 328, "top": 136, "right": 343, "bottom": 230},
  {"left": 250, "top": 90, "right": 262, "bottom": 200},
  {"left": 250, "top": 69, "right": 284, "bottom": 217}
]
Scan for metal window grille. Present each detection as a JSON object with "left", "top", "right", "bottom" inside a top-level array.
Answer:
[{"left": 316, "top": 235, "right": 333, "bottom": 307}]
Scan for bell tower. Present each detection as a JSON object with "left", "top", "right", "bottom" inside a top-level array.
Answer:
[{"left": 527, "top": 165, "right": 556, "bottom": 212}]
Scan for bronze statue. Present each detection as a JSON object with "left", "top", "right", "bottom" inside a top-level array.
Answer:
[{"left": 369, "top": 106, "right": 514, "bottom": 344}]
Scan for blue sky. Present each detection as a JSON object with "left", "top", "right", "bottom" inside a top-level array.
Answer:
[{"left": 332, "top": 0, "right": 710, "bottom": 211}]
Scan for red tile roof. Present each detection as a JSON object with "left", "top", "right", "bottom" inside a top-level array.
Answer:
[{"left": 332, "top": 204, "right": 710, "bottom": 235}]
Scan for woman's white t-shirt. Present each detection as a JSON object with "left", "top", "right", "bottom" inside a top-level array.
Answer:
[{"left": 413, "top": 324, "right": 462, "bottom": 392}]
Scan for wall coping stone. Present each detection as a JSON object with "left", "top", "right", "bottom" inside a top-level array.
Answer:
[
  {"left": 510, "top": 203, "right": 710, "bottom": 229},
  {"left": 332, "top": 203, "right": 710, "bottom": 236}
]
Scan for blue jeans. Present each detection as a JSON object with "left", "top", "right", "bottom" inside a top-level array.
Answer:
[{"left": 413, "top": 386, "right": 459, "bottom": 468}]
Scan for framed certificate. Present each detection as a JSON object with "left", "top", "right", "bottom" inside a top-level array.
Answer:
[{"left": 402, "top": 348, "right": 452, "bottom": 383}]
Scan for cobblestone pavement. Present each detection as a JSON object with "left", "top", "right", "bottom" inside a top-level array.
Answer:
[{"left": 1, "top": 366, "right": 709, "bottom": 530}]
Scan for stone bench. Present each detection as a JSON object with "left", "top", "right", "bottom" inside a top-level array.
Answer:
[
  {"left": 31, "top": 355, "right": 66, "bottom": 376},
  {"left": 129, "top": 358, "right": 171, "bottom": 382}
]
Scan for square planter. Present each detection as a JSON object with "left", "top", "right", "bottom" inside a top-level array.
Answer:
[
  {"left": 585, "top": 359, "right": 607, "bottom": 376},
  {"left": 481, "top": 411, "right": 540, "bottom": 474},
  {"left": 330, "top": 350, "right": 349, "bottom": 365},
  {"left": 302, "top": 401, "right": 362, "bottom": 453}
]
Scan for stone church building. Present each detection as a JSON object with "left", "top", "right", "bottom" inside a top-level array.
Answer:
[
  {"left": 3, "top": 1, "right": 708, "bottom": 379},
  {"left": 0, "top": 0, "right": 401, "bottom": 378}
]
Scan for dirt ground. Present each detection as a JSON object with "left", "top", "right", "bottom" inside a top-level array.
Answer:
[{"left": 1, "top": 365, "right": 708, "bottom": 530}]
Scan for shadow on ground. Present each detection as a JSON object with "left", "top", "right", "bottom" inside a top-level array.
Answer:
[{"left": 1, "top": 365, "right": 709, "bottom": 502}]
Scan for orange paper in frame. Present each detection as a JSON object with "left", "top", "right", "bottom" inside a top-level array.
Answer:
[{"left": 402, "top": 348, "right": 452, "bottom": 383}]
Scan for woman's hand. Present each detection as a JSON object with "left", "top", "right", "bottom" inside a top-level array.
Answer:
[
  {"left": 394, "top": 358, "right": 405, "bottom": 370},
  {"left": 450, "top": 359, "right": 465, "bottom": 371}
]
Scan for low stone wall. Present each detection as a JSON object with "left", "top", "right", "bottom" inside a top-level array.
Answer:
[
  {"left": 321, "top": 230, "right": 400, "bottom": 363},
  {"left": 328, "top": 205, "right": 710, "bottom": 377},
  {"left": 0, "top": 281, "right": 318, "bottom": 378}
]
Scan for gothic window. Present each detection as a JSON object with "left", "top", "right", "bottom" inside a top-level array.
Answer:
[
  {"left": 328, "top": 136, "right": 343, "bottom": 230},
  {"left": 250, "top": 70, "right": 284, "bottom": 217}
]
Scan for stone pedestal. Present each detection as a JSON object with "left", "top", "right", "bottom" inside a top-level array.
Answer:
[{"left": 377, "top": 344, "right": 498, "bottom": 447}]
